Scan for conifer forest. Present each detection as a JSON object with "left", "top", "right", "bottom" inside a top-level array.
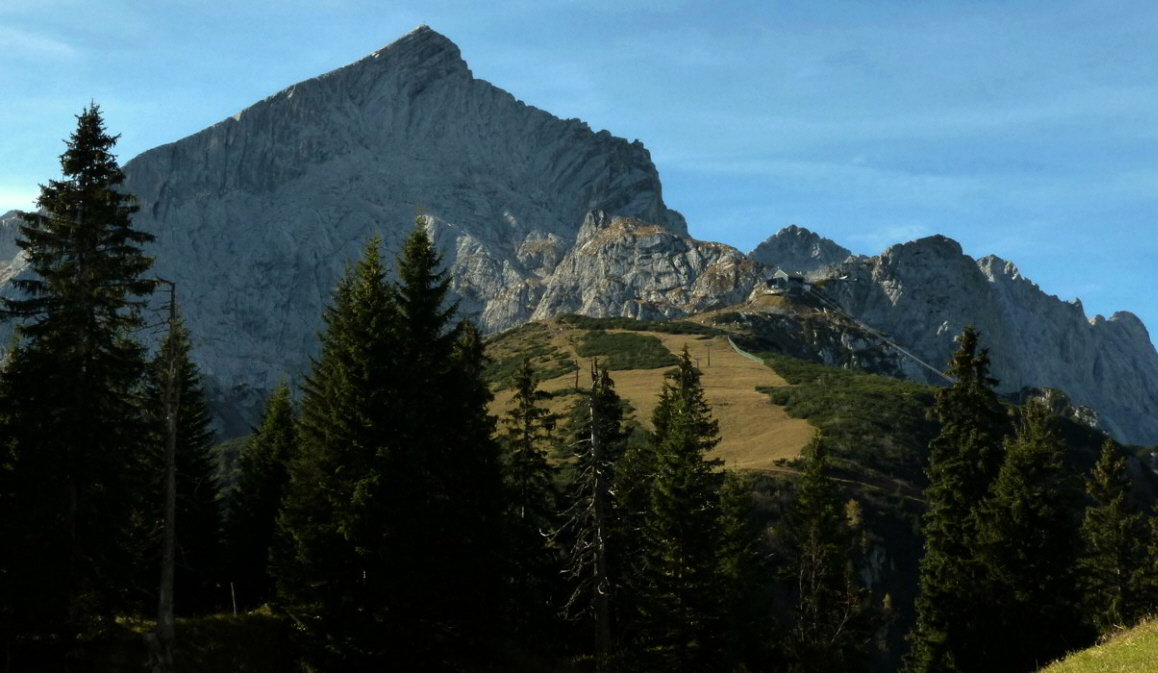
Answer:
[{"left": 5, "top": 108, "right": 1158, "bottom": 673}]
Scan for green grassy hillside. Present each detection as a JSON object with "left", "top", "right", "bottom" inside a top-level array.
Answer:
[{"left": 1039, "top": 620, "right": 1158, "bottom": 673}]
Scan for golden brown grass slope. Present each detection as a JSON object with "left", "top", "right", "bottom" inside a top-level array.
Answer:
[{"left": 490, "top": 323, "right": 814, "bottom": 470}]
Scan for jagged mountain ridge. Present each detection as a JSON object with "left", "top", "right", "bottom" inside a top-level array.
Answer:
[
  {"left": 736, "top": 227, "right": 1158, "bottom": 444},
  {"left": 45, "top": 26, "right": 695, "bottom": 431},
  {"left": 822, "top": 235, "right": 1158, "bottom": 444},
  {"left": 1, "top": 29, "right": 1157, "bottom": 445}
]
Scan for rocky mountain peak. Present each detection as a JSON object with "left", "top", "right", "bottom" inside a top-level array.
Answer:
[
  {"left": 5, "top": 29, "right": 1158, "bottom": 447},
  {"left": 362, "top": 25, "right": 471, "bottom": 84},
  {"left": 976, "top": 254, "right": 1023, "bottom": 282},
  {"left": 825, "top": 232, "right": 1158, "bottom": 444},
  {"left": 880, "top": 234, "right": 963, "bottom": 261},
  {"left": 54, "top": 26, "right": 688, "bottom": 435},
  {"left": 1101, "top": 311, "right": 1151, "bottom": 339},
  {"left": 749, "top": 224, "right": 851, "bottom": 273}
]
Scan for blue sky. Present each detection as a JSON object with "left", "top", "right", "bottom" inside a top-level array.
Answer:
[{"left": 3, "top": 0, "right": 1156, "bottom": 341}]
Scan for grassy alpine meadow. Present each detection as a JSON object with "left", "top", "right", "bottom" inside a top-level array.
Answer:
[{"left": 1038, "top": 620, "right": 1158, "bottom": 673}]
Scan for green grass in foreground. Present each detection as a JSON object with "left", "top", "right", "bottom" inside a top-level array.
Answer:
[{"left": 1039, "top": 620, "right": 1158, "bottom": 673}]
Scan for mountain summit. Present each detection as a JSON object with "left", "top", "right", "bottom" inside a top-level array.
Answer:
[
  {"left": 91, "top": 27, "right": 688, "bottom": 430},
  {"left": 2, "top": 28, "right": 1157, "bottom": 445},
  {"left": 749, "top": 225, "right": 853, "bottom": 274}
]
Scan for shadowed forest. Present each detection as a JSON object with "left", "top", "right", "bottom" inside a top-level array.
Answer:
[{"left": 4, "top": 107, "right": 1158, "bottom": 673}]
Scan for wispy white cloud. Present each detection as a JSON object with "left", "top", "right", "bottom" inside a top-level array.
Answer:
[{"left": 0, "top": 26, "right": 77, "bottom": 59}]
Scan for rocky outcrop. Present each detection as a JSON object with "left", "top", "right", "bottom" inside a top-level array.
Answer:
[
  {"left": 822, "top": 235, "right": 1158, "bottom": 445},
  {"left": 529, "top": 212, "right": 758, "bottom": 322},
  {"left": 749, "top": 224, "right": 852, "bottom": 275},
  {"left": 1018, "top": 387, "right": 1100, "bottom": 430}
]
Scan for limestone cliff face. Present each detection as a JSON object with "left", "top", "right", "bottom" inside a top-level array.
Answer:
[
  {"left": 102, "top": 26, "right": 687, "bottom": 432},
  {"left": 822, "top": 236, "right": 1158, "bottom": 445},
  {"left": 529, "top": 212, "right": 759, "bottom": 323},
  {"left": 4, "top": 27, "right": 1158, "bottom": 445}
]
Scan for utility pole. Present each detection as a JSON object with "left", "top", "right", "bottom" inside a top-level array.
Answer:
[{"left": 152, "top": 277, "right": 178, "bottom": 673}]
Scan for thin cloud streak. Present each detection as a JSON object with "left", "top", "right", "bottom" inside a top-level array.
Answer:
[{"left": 0, "top": 26, "right": 78, "bottom": 59}]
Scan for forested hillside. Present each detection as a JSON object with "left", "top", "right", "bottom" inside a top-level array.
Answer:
[{"left": 4, "top": 106, "right": 1158, "bottom": 673}]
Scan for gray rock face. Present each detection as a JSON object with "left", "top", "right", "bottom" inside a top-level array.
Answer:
[
  {"left": 4, "top": 28, "right": 1158, "bottom": 446},
  {"left": 95, "top": 26, "right": 687, "bottom": 433},
  {"left": 823, "top": 235, "right": 1158, "bottom": 445},
  {"left": 749, "top": 225, "right": 852, "bottom": 274},
  {"left": 529, "top": 212, "right": 758, "bottom": 322}
]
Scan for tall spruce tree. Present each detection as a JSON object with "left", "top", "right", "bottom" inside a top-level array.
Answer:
[
  {"left": 0, "top": 105, "right": 154, "bottom": 644},
  {"left": 499, "top": 357, "right": 562, "bottom": 641},
  {"left": 782, "top": 438, "right": 870, "bottom": 673},
  {"left": 906, "top": 326, "right": 1008, "bottom": 673},
  {"left": 1079, "top": 439, "right": 1150, "bottom": 633},
  {"left": 274, "top": 235, "right": 402, "bottom": 668},
  {"left": 634, "top": 348, "right": 725, "bottom": 672},
  {"left": 391, "top": 225, "right": 506, "bottom": 663},
  {"left": 975, "top": 402, "right": 1086, "bottom": 672},
  {"left": 275, "top": 223, "right": 507, "bottom": 670},
  {"left": 138, "top": 316, "right": 224, "bottom": 617},
  {"left": 228, "top": 380, "right": 296, "bottom": 611}
]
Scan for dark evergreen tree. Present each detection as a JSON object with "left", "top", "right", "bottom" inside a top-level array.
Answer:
[
  {"left": 228, "top": 379, "right": 296, "bottom": 611},
  {"left": 275, "top": 235, "right": 404, "bottom": 669},
  {"left": 782, "top": 438, "right": 870, "bottom": 673},
  {"left": 906, "top": 326, "right": 1007, "bottom": 673},
  {"left": 609, "top": 416, "right": 656, "bottom": 662},
  {"left": 275, "top": 224, "right": 507, "bottom": 670},
  {"left": 0, "top": 105, "right": 154, "bottom": 646},
  {"left": 634, "top": 348, "right": 725, "bottom": 672},
  {"left": 974, "top": 402, "right": 1086, "bottom": 672},
  {"left": 1079, "top": 439, "right": 1150, "bottom": 633},
  {"left": 560, "top": 364, "right": 629, "bottom": 669},
  {"left": 138, "top": 317, "right": 224, "bottom": 617},
  {"left": 390, "top": 226, "right": 506, "bottom": 664},
  {"left": 499, "top": 357, "right": 562, "bottom": 641},
  {"left": 715, "top": 470, "right": 772, "bottom": 671}
]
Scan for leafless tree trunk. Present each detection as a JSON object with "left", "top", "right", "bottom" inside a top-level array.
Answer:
[{"left": 590, "top": 372, "right": 611, "bottom": 664}]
